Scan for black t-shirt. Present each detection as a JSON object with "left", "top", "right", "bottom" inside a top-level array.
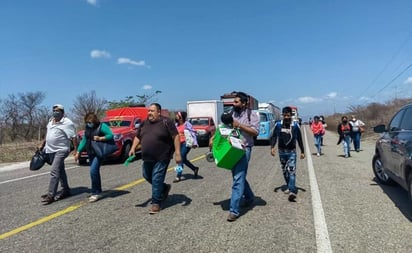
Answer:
[{"left": 137, "top": 117, "right": 177, "bottom": 161}]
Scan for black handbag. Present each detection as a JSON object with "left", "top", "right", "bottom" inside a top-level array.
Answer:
[
  {"left": 91, "top": 139, "right": 118, "bottom": 159},
  {"left": 29, "top": 150, "right": 50, "bottom": 171}
]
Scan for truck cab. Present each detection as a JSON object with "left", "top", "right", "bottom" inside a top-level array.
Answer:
[{"left": 188, "top": 117, "right": 216, "bottom": 147}]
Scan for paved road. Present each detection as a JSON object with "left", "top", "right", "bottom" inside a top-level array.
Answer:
[{"left": 1, "top": 126, "right": 411, "bottom": 252}]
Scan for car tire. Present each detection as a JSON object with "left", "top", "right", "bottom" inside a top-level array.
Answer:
[
  {"left": 121, "top": 143, "right": 131, "bottom": 163},
  {"left": 372, "top": 154, "right": 395, "bottom": 185}
]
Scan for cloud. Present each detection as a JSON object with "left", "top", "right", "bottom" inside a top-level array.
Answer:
[
  {"left": 404, "top": 77, "right": 412, "bottom": 85},
  {"left": 297, "top": 96, "right": 322, "bottom": 103},
  {"left": 86, "top": 0, "right": 98, "bottom": 6},
  {"left": 326, "top": 92, "right": 337, "bottom": 99},
  {"left": 90, "top": 50, "right": 111, "bottom": 59},
  {"left": 117, "top": 57, "right": 148, "bottom": 67},
  {"left": 142, "top": 85, "right": 152, "bottom": 90},
  {"left": 359, "top": 96, "right": 372, "bottom": 101}
]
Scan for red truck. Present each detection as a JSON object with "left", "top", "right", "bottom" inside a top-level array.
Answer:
[{"left": 77, "top": 106, "right": 169, "bottom": 165}]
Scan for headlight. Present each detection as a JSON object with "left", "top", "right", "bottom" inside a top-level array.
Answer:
[
  {"left": 260, "top": 125, "right": 266, "bottom": 134},
  {"left": 197, "top": 130, "right": 207, "bottom": 135},
  {"left": 113, "top": 134, "right": 123, "bottom": 141}
]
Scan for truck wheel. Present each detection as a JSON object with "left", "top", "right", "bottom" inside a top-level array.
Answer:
[{"left": 121, "top": 143, "right": 131, "bottom": 162}]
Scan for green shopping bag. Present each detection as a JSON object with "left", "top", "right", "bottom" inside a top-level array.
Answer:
[{"left": 212, "top": 126, "right": 245, "bottom": 170}]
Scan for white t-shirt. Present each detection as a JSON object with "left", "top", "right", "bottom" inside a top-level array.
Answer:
[
  {"left": 45, "top": 117, "right": 76, "bottom": 153},
  {"left": 350, "top": 119, "right": 365, "bottom": 132}
]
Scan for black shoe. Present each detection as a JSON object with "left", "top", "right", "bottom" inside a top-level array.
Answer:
[
  {"left": 193, "top": 167, "right": 199, "bottom": 178},
  {"left": 161, "top": 184, "right": 171, "bottom": 201},
  {"left": 41, "top": 195, "right": 55, "bottom": 205},
  {"left": 55, "top": 191, "right": 71, "bottom": 201},
  {"left": 288, "top": 192, "right": 297, "bottom": 202},
  {"left": 227, "top": 213, "right": 238, "bottom": 222}
]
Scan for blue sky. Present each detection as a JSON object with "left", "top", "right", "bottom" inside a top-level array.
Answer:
[{"left": 1, "top": 0, "right": 411, "bottom": 120}]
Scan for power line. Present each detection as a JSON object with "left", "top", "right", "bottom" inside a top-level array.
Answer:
[
  {"left": 371, "top": 62, "right": 412, "bottom": 98},
  {"left": 357, "top": 31, "right": 412, "bottom": 99}
]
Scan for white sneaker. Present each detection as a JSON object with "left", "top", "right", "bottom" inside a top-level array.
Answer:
[
  {"left": 317, "top": 153, "right": 320, "bottom": 157},
  {"left": 88, "top": 194, "right": 102, "bottom": 203}
]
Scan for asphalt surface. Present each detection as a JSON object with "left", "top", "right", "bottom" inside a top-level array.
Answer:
[{"left": 1, "top": 125, "right": 411, "bottom": 253}]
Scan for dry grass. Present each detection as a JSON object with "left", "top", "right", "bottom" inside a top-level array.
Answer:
[
  {"left": 0, "top": 142, "right": 39, "bottom": 163},
  {"left": 324, "top": 97, "right": 412, "bottom": 138}
]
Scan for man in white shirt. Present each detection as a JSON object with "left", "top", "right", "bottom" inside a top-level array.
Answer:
[{"left": 39, "top": 104, "right": 77, "bottom": 205}]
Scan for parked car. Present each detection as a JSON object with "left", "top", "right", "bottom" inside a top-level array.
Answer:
[{"left": 372, "top": 102, "right": 412, "bottom": 201}]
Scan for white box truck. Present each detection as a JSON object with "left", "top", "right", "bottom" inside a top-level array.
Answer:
[{"left": 187, "top": 100, "right": 224, "bottom": 146}]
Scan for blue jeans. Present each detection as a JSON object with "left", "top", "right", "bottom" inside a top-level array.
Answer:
[
  {"left": 89, "top": 156, "right": 102, "bottom": 194},
  {"left": 176, "top": 142, "right": 196, "bottom": 177},
  {"left": 314, "top": 134, "right": 322, "bottom": 154},
  {"left": 279, "top": 150, "right": 297, "bottom": 194},
  {"left": 342, "top": 135, "right": 351, "bottom": 157},
  {"left": 230, "top": 147, "right": 254, "bottom": 216},
  {"left": 351, "top": 132, "right": 361, "bottom": 151},
  {"left": 142, "top": 160, "right": 170, "bottom": 204}
]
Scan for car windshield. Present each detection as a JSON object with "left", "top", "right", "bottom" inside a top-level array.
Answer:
[
  {"left": 102, "top": 120, "right": 131, "bottom": 127},
  {"left": 190, "top": 118, "right": 209, "bottom": 126}
]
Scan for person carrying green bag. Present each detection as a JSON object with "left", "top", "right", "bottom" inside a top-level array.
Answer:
[{"left": 210, "top": 91, "right": 260, "bottom": 222}]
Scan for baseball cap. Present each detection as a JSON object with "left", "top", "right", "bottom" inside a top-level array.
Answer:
[{"left": 53, "top": 104, "right": 64, "bottom": 110}]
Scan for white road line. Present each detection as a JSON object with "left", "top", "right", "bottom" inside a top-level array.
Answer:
[
  {"left": 0, "top": 166, "right": 79, "bottom": 185},
  {"left": 303, "top": 127, "right": 333, "bottom": 253}
]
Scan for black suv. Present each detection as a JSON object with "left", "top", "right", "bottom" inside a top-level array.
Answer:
[{"left": 372, "top": 102, "right": 412, "bottom": 201}]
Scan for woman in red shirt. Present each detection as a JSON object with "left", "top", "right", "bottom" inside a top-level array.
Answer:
[{"left": 310, "top": 116, "right": 325, "bottom": 156}]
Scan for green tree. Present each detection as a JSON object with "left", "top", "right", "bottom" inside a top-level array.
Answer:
[{"left": 108, "top": 90, "right": 162, "bottom": 109}]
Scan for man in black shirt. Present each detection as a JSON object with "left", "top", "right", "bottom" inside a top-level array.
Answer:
[
  {"left": 130, "top": 103, "right": 181, "bottom": 214},
  {"left": 270, "top": 106, "right": 305, "bottom": 201}
]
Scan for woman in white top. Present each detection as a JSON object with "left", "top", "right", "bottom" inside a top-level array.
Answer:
[{"left": 349, "top": 115, "right": 365, "bottom": 152}]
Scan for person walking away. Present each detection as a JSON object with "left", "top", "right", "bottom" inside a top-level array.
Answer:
[
  {"left": 270, "top": 106, "right": 305, "bottom": 202},
  {"left": 349, "top": 115, "right": 365, "bottom": 152},
  {"left": 210, "top": 91, "right": 259, "bottom": 222},
  {"left": 74, "top": 112, "right": 114, "bottom": 202},
  {"left": 310, "top": 116, "right": 325, "bottom": 156},
  {"left": 173, "top": 111, "right": 199, "bottom": 182},
  {"left": 337, "top": 116, "right": 353, "bottom": 158},
  {"left": 129, "top": 103, "right": 181, "bottom": 214},
  {"left": 39, "top": 104, "right": 77, "bottom": 205},
  {"left": 319, "top": 115, "right": 327, "bottom": 146}
]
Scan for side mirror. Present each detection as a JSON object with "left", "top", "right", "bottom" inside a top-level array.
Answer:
[{"left": 373, "top": 124, "right": 386, "bottom": 133}]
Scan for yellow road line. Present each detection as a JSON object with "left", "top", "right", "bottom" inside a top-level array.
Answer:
[
  {"left": 0, "top": 203, "right": 84, "bottom": 240},
  {"left": 0, "top": 154, "right": 207, "bottom": 240}
]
